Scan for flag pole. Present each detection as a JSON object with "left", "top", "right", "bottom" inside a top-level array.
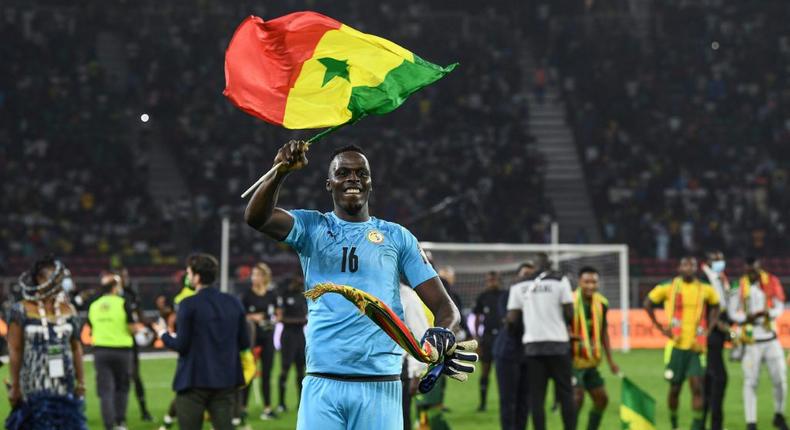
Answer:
[{"left": 239, "top": 122, "right": 348, "bottom": 199}]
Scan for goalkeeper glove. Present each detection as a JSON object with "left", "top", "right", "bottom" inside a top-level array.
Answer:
[
  {"left": 421, "top": 327, "right": 456, "bottom": 362},
  {"left": 442, "top": 339, "right": 478, "bottom": 382},
  {"left": 418, "top": 339, "right": 479, "bottom": 393}
]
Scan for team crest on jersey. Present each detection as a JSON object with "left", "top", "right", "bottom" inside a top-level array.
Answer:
[{"left": 367, "top": 230, "right": 384, "bottom": 244}]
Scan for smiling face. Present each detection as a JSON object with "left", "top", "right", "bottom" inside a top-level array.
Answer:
[
  {"left": 326, "top": 150, "right": 372, "bottom": 218},
  {"left": 579, "top": 271, "right": 599, "bottom": 301}
]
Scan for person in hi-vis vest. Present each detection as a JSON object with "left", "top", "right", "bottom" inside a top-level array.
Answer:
[{"left": 89, "top": 273, "right": 135, "bottom": 430}]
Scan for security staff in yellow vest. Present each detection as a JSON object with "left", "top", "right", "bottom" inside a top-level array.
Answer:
[{"left": 89, "top": 273, "right": 135, "bottom": 430}]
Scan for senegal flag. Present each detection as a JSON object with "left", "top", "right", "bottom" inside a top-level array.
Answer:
[
  {"left": 621, "top": 377, "right": 656, "bottom": 430},
  {"left": 224, "top": 12, "right": 456, "bottom": 129}
]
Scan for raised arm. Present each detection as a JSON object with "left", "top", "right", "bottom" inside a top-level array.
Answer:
[{"left": 244, "top": 140, "right": 308, "bottom": 240}]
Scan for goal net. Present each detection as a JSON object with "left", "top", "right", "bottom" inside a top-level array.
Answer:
[{"left": 420, "top": 242, "right": 631, "bottom": 351}]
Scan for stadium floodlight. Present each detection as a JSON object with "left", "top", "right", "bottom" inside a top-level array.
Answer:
[{"left": 420, "top": 241, "right": 631, "bottom": 351}]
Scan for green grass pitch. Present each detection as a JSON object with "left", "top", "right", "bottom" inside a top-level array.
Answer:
[{"left": 0, "top": 349, "right": 786, "bottom": 429}]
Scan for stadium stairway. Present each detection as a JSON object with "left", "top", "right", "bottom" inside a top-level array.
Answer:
[
  {"left": 96, "top": 30, "right": 191, "bottom": 253},
  {"left": 525, "top": 75, "right": 600, "bottom": 243}
]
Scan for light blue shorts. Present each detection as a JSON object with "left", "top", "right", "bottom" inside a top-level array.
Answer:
[{"left": 297, "top": 375, "right": 403, "bottom": 430}]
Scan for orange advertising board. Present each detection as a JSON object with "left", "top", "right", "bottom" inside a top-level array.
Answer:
[{"left": 608, "top": 309, "right": 790, "bottom": 349}]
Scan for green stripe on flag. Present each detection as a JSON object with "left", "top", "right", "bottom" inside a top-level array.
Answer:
[
  {"left": 348, "top": 56, "right": 457, "bottom": 118},
  {"left": 621, "top": 377, "right": 656, "bottom": 430}
]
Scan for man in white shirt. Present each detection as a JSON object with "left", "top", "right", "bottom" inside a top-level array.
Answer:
[
  {"left": 506, "top": 260, "right": 575, "bottom": 430},
  {"left": 728, "top": 257, "right": 788, "bottom": 430}
]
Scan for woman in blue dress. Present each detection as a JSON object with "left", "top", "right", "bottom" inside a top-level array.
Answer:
[{"left": 6, "top": 256, "right": 87, "bottom": 430}]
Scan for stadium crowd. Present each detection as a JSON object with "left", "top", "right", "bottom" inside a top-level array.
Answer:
[
  {"left": 0, "top": 5, "right": 160, "bottom": 271},
  {"left": 544, "top": 0, "right": 790, "bottom": 258},
  {"left": 0, "top": 0, "right": 552, "bottom": 273}
]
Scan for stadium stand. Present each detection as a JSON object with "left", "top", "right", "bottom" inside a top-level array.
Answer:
[
  {"left": 1, "top": 0, "right": 552, "bottom": 277},
  {"left": 543, "top": 0, "right": 790, "bottom": 258}
]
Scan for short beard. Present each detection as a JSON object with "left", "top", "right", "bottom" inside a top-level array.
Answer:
[{"left": 343, "top": 202, "right": 364, "bottom": 215}]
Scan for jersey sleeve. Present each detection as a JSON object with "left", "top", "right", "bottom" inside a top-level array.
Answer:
[
  {"left": 507, "top": 284, "right": 523, "bottom": 311},
  {"left": 397, "top": 227, "right": 438, "bottom": 288},
  {"left": 647, "top": 284, "right": 669, "bottom": 304},
  {"left": 559, "top": 277, "right": 573, "bottom": 304},
  {"left": 282, "top": 209, "right": 321, "bottom": 254},
  {"left": 704, "top": 284, "right": 720, "bottom": 306}
]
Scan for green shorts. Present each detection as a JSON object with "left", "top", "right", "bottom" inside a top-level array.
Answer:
[
  {"left": 664, "top": 348, "right": 704, "bottom": 385},
  {"left": 572, "top": 367, "right": 604, "bottom": 390}
]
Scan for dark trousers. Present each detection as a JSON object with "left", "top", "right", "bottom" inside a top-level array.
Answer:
[
  {"left": 401, "top": 358, "right": 412, "bottom": 430},
  {"left": 176, "top": 387, "right": 236, "bottom": 430},
  {"left": 241, "top": 330, "right": 275, "bottom": 409},
  {"left": 703, "top": 329, "right": 728, "bottom": 430},
  {"left": 496, "top": 355, "right": 529, "bottom": 430},
  {"left": 527, "top": 353, "right": 576, "bottom": 430},
  {"left": 131, "top": 342, "right": 148, "bottom": 413},
  {"left": 279, "top": 326, "right": 306, "bottom": 407},
  {"left": 94, "top": 347, "right": 132, "bottom": 430}
]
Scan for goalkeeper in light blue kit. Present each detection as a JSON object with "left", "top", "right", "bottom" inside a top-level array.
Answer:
[{"left": 244, "top": 141, "right": 475, "bottom": 430}]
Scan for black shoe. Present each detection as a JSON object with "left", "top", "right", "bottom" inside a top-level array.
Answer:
[
  {"left": 476, "top": 405, "right": 486, "bottom": 412},
  {"left": 747, "top": 423, "right": 757, "bottom": 430},
  {"left": 260, "top": 410, "right": 278, "bottom": 420},
  {"left": 141, "top": 411, "right": 153, "bottom": 422},
  {"left": 774, "top": 413, "right": 789, "bottom": 430}
]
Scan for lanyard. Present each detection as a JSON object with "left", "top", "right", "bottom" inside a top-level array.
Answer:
[{"left": 37, "top": 293, "right": 65, "bottom": 342}]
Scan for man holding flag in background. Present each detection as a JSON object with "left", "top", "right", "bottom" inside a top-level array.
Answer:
[
  {"left": 728, "top": 257, "right": 789, "bottom": 430},
  {"left": 644, "top": 256, "right": 719, "bottom": 430},
  {"left": 571, "top": 266, "right": 619, "bottom": 430}
]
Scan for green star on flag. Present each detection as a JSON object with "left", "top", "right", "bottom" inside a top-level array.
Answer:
[{"left": 318, "top": 57, "right": 350, "bottom": 87}]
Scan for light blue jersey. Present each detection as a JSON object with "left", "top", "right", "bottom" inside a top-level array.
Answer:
[{"left": 284, "top": 210, "right": 437, "bottom": 376}]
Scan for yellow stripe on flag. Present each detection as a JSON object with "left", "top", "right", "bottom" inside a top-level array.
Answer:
[
  {"left": 621, "top": 405, "right": 657, "bottom": 430},
  {"left": 283, "top": 25, "right": 415, "bottom": 128}
]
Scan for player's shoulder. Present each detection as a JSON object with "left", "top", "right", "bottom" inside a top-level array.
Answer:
[
  {"left": 370, "top": 217, "right": 414, "bottom": 242},
  {"left": 510, "top": 279, "right": 532, "bottom": 291},
  {"left": 372, "top": 216, "right": 407, "bottom": 233},
  {"left": 288, "top": 209, "right": 329, "bottom": 225},
  {"left": 538, "top": 270, "right": 567, "bottom": 282},
  {"left": 595, "top": 292, "right": 610, "bottom": 307},
  {"left": 654, "top": 278, "right": 674, "bottom": 288}
]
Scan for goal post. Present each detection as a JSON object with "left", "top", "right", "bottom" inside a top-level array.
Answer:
[{"left": 420, "top": 242, "right": 631, "bottom": 351}]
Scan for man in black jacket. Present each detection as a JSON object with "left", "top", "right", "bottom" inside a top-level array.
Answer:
[{"left": 153, "top": 253, "right": 250, "bottom": 430}]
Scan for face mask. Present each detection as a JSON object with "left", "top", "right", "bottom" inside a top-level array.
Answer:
[
  {"left": 711, "top": 260, "right": 726, "bottom": 273},
  {"left": 62, "top": 277, "right": 74, "bottom": 293}
]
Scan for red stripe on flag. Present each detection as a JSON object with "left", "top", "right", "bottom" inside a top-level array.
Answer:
[{"left": 223, "top": 12, "right": 342, "bottom": 125}]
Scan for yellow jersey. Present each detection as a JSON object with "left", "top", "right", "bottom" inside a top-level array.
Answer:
[{"left": 647, "top": 277, "right": 719, "bottom": 350}]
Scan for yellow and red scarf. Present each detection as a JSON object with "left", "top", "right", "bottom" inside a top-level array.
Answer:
[
  {"left": 572, "top": 291, "right": 605, "bottom": 368},
  {"left": 737, "top": 270, "right": 785, "bottom": 342},
  {"left": 667, "top": 277, "right": 707, "bottom": 351}
]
